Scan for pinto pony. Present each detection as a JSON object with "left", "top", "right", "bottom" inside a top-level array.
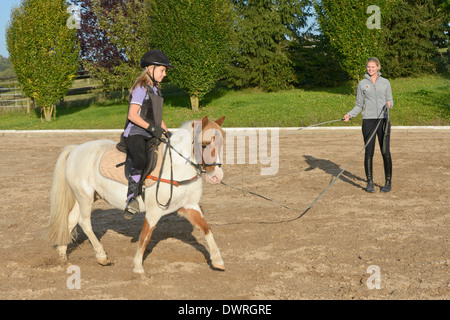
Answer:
[{"left": 45, "top": 116, "right": 225, "bottom": 273}]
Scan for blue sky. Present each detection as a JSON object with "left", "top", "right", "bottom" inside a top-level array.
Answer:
[{"left": 0, "top": 0, "right": 20, "bottom": 58}]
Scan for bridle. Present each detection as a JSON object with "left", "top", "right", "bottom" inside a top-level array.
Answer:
[
  {"left": 194, "top": 129, "right": 223, "bottom": 172},
  {"left": 153, "top": 124, "right": 224, "bottom": 207}
]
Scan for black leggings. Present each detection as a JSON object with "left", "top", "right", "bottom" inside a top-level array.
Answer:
[
  {"left": 362, "top": 118, "right": 391, "bottom": 158},
  {"left": 124, "top": 134, "right": 150, "bottom": 171}
]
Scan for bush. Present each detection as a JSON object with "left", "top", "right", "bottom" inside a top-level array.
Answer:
[{"left": 6, "top": 0, "right": 79, "bottom": 121}]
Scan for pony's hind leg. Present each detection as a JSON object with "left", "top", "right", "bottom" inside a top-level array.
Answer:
[
  {"left": 76, "top": 197, "right": 110, "bottom": 265},
  {"left": 178, "top": 206, "right": 224, "bottom": 271},
  {"left": 57, "top": 201, "right": 81, "bottom": 263}
]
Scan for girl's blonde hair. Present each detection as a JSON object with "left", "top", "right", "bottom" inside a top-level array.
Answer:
[
  {"left": 367, "top": 57, "right": 381, "bottom": 68},
  {"left": 129, "top": 67, "right": 155, "bottom": 97}
]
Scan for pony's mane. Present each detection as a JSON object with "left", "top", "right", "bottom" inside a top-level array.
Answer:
[
  {"left": 168, "top": 120, "right": 194, "bottom": 162},
  {"left": 169, "top": 118, "right": 224, "bottom": 163},
  {"left": 179, "top": 120, "right": 195, "bottom": 132}
]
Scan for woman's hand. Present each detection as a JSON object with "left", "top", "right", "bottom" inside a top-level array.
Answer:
[{"left": 343, "top": 114, "right": 351, "bottom": 122}]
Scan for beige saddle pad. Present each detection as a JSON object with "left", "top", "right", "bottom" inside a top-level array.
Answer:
[{"left": 99, "top": 144, "right": 164, "bottom": 188}]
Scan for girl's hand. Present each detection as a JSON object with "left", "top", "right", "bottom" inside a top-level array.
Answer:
[{"left": 343, "top": 114, "right": 351, "bottom": 122}]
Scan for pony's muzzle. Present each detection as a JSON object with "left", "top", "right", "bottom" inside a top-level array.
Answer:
[{"left": 205, "top": 167, "right": 224, "bottom": 184}]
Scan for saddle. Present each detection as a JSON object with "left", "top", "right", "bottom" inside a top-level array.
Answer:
[{"left": 99, "top": 137, "right": 164, "bottom": 188}]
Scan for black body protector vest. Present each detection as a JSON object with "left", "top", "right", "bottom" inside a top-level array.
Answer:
[
  {"left": 116, "top": 85, "right": 164, "bottom": 190},
  {"left": 124, "top": 85, "right": 164, "bottom": 131}
]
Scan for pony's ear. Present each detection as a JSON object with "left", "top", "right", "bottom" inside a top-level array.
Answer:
[
  {"left": 201, "top": 116, "right": 209, "bottom": 129},
  {"left": 192, "top": 115, "right": 209, "bottom": 130},
  {"left": 215, "top": 116, "right": 225, "bottom": 127}
]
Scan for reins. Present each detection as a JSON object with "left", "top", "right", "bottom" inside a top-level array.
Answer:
[
  {"left": 153, "top": 136, "right": 200, "bottom": 208},
  {"left": 154, "top": 136, "right": 174, "bottom": 208},
  {"left": 215, "top": 107, "right": 388, "bottom": 226},
  {"left": 153, "top": 130, "right": 220, "bottom": 208}
]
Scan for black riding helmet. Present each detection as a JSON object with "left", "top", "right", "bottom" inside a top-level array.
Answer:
[{"left": 140, "top": 49, "right": 174, "bottom": 69}]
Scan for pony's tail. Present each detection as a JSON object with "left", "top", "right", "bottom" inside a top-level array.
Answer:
[{"left": 45, "top": 145, "right": 77, "bottom": 246}]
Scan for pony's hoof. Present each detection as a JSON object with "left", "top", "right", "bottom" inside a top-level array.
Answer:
[
  {"left": 212, "top": 264, "right": 225, "bottom": 271},
  {"left": 97, "top": 257, "right": 112, "bottom": 266},
  {"left": 59, "top": 255, "right": 68, "bottom": 264},
  {"left": 133, "top": 267, "right": 145, "bottom": 274}
]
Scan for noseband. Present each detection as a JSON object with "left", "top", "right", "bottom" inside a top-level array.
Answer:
[
  {"left": 193, "top": 128, "right": 223, "bottom": 172},
  {"left": 198, "top": 143, "right": 222, "bottom": 170}
]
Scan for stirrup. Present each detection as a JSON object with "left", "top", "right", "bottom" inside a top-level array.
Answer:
[{"left": 124, "top": 198, "right": 140, "bottom": 219}]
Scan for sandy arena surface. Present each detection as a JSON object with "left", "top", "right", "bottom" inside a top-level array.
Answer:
[{"left": 0, "top": 127, "right": 448, "bottom": 300}]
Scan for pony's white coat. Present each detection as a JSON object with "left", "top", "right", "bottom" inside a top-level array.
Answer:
[{"left": 46, "top": 117, "right": 225, "bottom": 273}]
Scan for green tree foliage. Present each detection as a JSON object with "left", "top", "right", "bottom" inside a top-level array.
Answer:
[
  {"left": 289, "top": 34, "right": 347, "bottom": 87},
  {"left": 6, "top": 0, "right": 79, "bottom": 121},
  {"left": 150, "top": 0, "right": 234, "bottom": 110},
  {"left": 314, "top": 0, "right": 386, "bottom": 83},
  {"left": 432, "top": 0, "right": 449, "bottom": 49},
  {"left": 90, "top": 0, "right": 152, "bottom": 97},
  {"left": 0, "top": 56, "right": 15, "bottom": 78},
  {"left": 73, "top": 0, "right": 126, "bottom": 95},
  {"left": 383, "top": 0, "right": 445, "bottom": 78},
  {"left": 228, "top": 0, "right": 311, "bottom": 91}
]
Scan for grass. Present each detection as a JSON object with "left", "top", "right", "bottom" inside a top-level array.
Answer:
[{"left": 0, "top": 74, "right": 448, "bottom": 130}]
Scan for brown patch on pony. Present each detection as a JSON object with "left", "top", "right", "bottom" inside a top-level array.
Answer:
[
  {"left": 178, "top": 208, "right": 211, "bottom": 235},
  {"left": 191, "top": 116, "right": 225, "bottom": 172},
  {"left": 192, "top": 116, "right": 225, "bottom": 136},
  {"left": 138, "top": 219, "right": 156, "bottom": 256}
]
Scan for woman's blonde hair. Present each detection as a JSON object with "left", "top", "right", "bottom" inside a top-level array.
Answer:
[
  {"left": 129, "top": 67, "right": 154, "bottom": 97},
  {"left": 367, "top": 57, "right": 381, "bottom": 68}
]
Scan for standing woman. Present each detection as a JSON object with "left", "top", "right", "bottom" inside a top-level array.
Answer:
[
  {"left": 123, "top": 49, "right": 173, "bottom": 215},
  {"left": 343, "top": 57, "right": 394, "bottom": 193}
]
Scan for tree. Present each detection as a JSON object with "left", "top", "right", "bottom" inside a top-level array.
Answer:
[
  {"left": 0, "top": 56, "right": 15, "bottom": 78},
  {"left": 6, "top": 0, "right": 79, "bottom": 121},
  {"left": 383, "top": 0, "right": 445, "bottom": 78},
  {"left": 150, "top": 0, "right": 234, "bottom": 110},
  {"left": 73, "top": 0, "right": 124, "bottom": 92},
  {"left": 289, "top": 34, "right": 347, "bottom": 87},
  {"left": 314, "top": 0, "right": 387, "bottom": 83},
  {"left": 74, "top": 0, "right": 151, "bottom": 98},
  {"left": 432, "top": 0, "right": 449, "bottom": 49},
  {"left": 228, "top": 0, "right": 311, "bottom": 91}
]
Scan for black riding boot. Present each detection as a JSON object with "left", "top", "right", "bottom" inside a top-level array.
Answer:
[
  {"left": 381, "top": 154, "right": 392, "bottom": 193},
  {"left": 364, "top": 156, "right": 375, "bottom": 193},
  {"left": 124, "top": 168, "right": 143, "bottom": 218}
]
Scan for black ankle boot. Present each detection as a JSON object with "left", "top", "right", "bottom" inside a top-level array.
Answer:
[
  {"left": 381, "top": 154, "right": 392, "bottom": 193},
  {"left": 364, "top": 156, "right": 375, "bottom": 193},
  {"left": 366, "top": 179, "right": 375, "bottom": 193},
  {"left": 381, "top": 179, "right": 391, "bottom": 193}
]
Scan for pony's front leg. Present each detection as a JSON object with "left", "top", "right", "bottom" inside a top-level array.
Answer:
[
  {"left": 133, "top": 217, "right": 157, "bottom": 274},
  {"left": 178, "top": 206, "right": 224, "bottom": 271}
]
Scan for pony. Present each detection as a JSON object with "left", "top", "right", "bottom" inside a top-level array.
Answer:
[{"left": 45, "top": 116, "right": 225, "bottom": 274}]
